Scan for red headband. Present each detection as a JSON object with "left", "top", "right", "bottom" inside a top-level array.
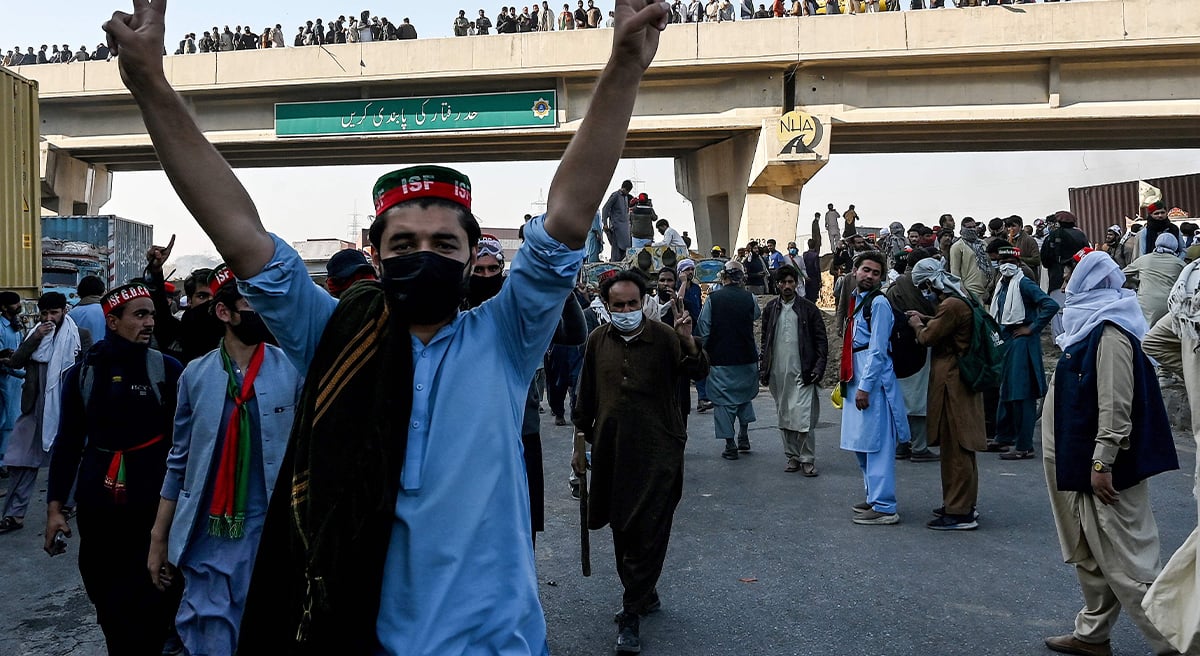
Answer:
[
  {"left": 209, "top": 266, "right": 235, "bottom": 295},
  {"left": 101, "top": 284, "right": 152, "bottom": 316},
  {"left": 374, "top": 181, "right": 472, "bottom": 217}
]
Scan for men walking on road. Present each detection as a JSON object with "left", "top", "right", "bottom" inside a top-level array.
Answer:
[
  {"left": 44, "top": 284, "right": 181, "bottom": 654},
  {"left": 839, "top": 253, "right": 910, "bottom": 525},
  {"left": 101, "top": 0, "right": 671, "bottom": 651},
  {"left": 909, "top": 259, "right": 986, "bottom": 530},
  {"left": 760, "top": 266, "right": 827, "bottom": 476},
  {"left": 1043, "top": 250, "right": 1179, "bottom": 656},
  {"left": 697, "top": 260, "right": 761, "bottom": 460},
  {"left": 147, "top": 274, "right": 301, "bottom": 656},
  {"left": 986, "top": 243, "right": 1058, "bottom": 460},
  {"left": 573, "top": 269, "right": 708, "bottom": 654},
  {"left": 1, "top": 292, "right": 90, "bottom": 534},
  {"left": 604, "top": 180, "right": 634, "bottom": 261}
]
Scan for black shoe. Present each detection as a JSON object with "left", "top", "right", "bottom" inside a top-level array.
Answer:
[
  {"left": 615, "top": 612, "right": 641, "bottom": 654},
  {"left": 910, "top": 449, "right": 940, "bottom": 462},
  {"left": 895, "top": 443, "right": 912, "bottom": 460},
  {"left": 721, "top": 439, "right": 739, "bottom": 460},
  {"left": 697, "top": 400, "right": 713, "bottom": 413},
  {"left": 933, "top": 506, "right": 980, "bottom": 520},
  {"left": 569, "top": 481, "right": 580, "bottom": 500},
  {"left": 985, "top": 440, "right": 1011, "bottom": 453},
  {"left": 927, "top": 514, "right": 979, "bottom": 531},
  {"left": 554, "top": 415, "right": 567, "bottom": 427},
  {"left": 737, "top": 436, "right": 751, "bottom": 452}
]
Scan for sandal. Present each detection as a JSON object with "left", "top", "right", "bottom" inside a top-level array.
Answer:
[
  {"left": 0, "top": 516, "right": 24, "bottom": 534},
  {"left": 800, "top": 462, "right": 819, "bottom": 477}
]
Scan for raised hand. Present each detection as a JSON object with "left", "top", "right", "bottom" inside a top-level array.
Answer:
[
  {"left": 103, "top": 0, "right": 168, "bottom": 91},
  {"left": 145, "top": 233, "right": 175, "bottom": 271},
  {"left": 612, "top": 0, "right": 670, "bottom": 72}
]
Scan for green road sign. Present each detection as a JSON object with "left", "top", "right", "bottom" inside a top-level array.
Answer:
[{"left": 275, "top": 91, "right": 558, "bottom": 137}]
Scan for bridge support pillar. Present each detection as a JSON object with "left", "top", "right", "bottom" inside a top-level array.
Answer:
[
  {"left": 675, "top": 114, "right": 829, "bottom": 253},
  {"left": 39, "top": 144, "right": 112, "bottom": 215}
]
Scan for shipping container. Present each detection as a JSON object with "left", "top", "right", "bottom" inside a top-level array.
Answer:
[
  {"left": 1069, "top": 172, "right": 1200, "bottom": 245},
  {"left": 0, "top": 68, "right": 41, "bottom": 299},
  {"left": 41, "top": 215, "right": 154, "bottom": 294}
]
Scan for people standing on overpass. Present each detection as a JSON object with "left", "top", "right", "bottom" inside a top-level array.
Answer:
[
  {"left": 540, "top": 1, "right": 555, "bottom": 29},
  {"left": 560, "top": 3, "right": 576, "bottom": 29},
  {"left": 101, "top": 0, "right": 671, "bottom": 651},
  {"left": 397, "top": 18, "right": 418, "bottom": 40}
]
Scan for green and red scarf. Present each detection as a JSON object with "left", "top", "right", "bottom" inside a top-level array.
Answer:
[{"left": 209, "top": 341, "right": 265, "bottom": 539}]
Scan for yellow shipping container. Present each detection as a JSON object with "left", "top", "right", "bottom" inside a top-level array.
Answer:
[{"left": 0, "top": 67, "right": 41, "bottom": 300}]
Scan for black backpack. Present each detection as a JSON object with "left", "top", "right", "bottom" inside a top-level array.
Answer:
[{"left": 859, "top": 291, "right": 927, "bottom": 380}]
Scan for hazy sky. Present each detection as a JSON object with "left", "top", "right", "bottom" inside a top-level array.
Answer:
[{"left": 4, "top": 0, "right": 1186, "bottom": 264}]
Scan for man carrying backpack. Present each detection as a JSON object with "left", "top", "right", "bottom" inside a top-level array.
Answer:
[
  {"left": 907, "top": 258, "right": 986, "bottom": 531},
  {"left": 839, "top": 252, "right": 910, "bottom": 525}
]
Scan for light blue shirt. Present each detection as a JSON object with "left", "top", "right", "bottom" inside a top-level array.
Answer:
[
  {"left": 0, "top": 315, "right": 25, "bottom": 439},
  {"left": 68, "top": 302, "right": 106, "bottom": 346},
  {"left": 851, "top": 289, "right": 892, "bottom": 395},
  {"left": 239, "top": 216, "right": 581, "bottom": 656}
]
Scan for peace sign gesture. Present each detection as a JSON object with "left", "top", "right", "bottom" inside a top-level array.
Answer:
[
  {"left": 104, "top": 0, "right": 168, "bottom": 91},
  {"left": 612, "top": 0, "right": 670, "bottom": 72}
]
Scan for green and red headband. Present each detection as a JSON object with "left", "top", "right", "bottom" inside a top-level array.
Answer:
[
  {"left": 373, "top": 165, "right": 472, "bottom": 217},
  {"left": 101, "top": 283, "right": 152, "bottom": 316}
]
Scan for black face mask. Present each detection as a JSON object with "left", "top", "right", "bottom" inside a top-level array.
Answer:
[
  {"left": 381, "top": 252, "right": 468, "bottom": 324},
  {"left": 468, "top": 274, "right": 505, "bottom": 307},
  {"left": 230, "top": 310, "right": 277, "bottom": 346}
]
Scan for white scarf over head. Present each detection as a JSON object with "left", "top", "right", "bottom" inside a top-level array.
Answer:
[
  {"left": 1057, "top": 251, "right": 1146, "bottom": 350},
  {"left": 989, "top": 265, "right": 1027, "bottom": 326},
  {"left": 910, "top": 258, "right": 970, "bottom": 301},
  {"left": 32, "top": 314, "right": 81, "bottom": 452},
  {"left": 1166, "top": 260, "right": 1200, "bottom": 340}
]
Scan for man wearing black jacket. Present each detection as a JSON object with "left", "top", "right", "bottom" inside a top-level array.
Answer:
[{"left": 1039, "top": 210, "right": 1089, "bottom": 292}]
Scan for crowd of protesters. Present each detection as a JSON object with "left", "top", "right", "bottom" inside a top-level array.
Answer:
[{"left": 4, "top": 1, "right": 1196, "bottom": 655}]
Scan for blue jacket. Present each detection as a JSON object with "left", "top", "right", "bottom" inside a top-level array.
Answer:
[{"left": 162, "top": 344, "right": 302, "bottom": 564}]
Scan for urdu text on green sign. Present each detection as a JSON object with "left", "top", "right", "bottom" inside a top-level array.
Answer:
[{"left": 275, "top": 91, "right": 558, "bottom": 137}]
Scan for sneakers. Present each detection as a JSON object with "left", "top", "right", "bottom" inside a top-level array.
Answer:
[
  {"left": 851, "top": 501, "right": 873, "bottom": 514},
  {"left": 737, "top": 436, "right": 751, "bottom": 452},
  {"left": 614, "top": 611, "right": 642, "bottom": 654},
  {"left": 721, "top": 439, "right": 739, "bottom": 460},
  {"left": 927, "top": 514, "right": 978, "bottom": 531},
  {"left": 852, "top": 509, "right": 900, "bottom": 525},
  {"left": 1044, "top": 634, "right": 1112, "bottom": 656},
  {"left": 895, "top": 443, "right": 912, "bottom": 460},
  {"left": 910, "top": 449, "right": 940, "bottom": 462},
  {"left": 933, "top": 506, "right": 980, "bottom": 521}
]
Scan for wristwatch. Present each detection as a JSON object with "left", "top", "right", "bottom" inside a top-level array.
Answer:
[{"left": 1092, "top": 460, "right": 1112, "bottom": 474}]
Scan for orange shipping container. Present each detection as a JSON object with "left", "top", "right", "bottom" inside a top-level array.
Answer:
[{"left": 0, "top": 68, "right": 41, "bottom": 299}]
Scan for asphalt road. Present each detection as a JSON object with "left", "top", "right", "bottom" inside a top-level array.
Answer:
[{"left": 0, "top": 391, "right": 1194, "bottom": 656}]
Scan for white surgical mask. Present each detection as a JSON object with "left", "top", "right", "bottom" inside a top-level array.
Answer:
[
  {"left": 610, "top": 309, "right": 644, "bottom": 333},
  {"left": 1000, "top": 263, "right": 1020, "bottom": 279}
]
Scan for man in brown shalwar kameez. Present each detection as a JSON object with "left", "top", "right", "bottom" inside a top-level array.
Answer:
[
  {"left": 907, "top": 259, "right": 987, "bottom": 531},
  {"left": 573, "top": 270, "right": 709, "bottom": 654}
]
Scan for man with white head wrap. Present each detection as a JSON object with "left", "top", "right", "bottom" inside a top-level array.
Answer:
[
  {"left": 1042, "top": 250, "right": 1180, "bottom": 656},
  {"left": 1141, "top": 261, "right": 1200, "bottom": 653},
  {"left": 1124, "top": 232, "right": 1186, "bottom": 328}
]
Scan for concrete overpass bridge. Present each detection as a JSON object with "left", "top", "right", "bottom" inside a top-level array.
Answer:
[{"left": 13, "top": 0, "right": 1200, "bottom": 251}]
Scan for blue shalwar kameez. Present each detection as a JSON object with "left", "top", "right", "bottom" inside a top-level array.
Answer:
[
  {"left": 839, "top": 290, "right": 910, "bottom": 514},
  {"left": 994, "top": 277, "right": 1059, "bottom": 452}
]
